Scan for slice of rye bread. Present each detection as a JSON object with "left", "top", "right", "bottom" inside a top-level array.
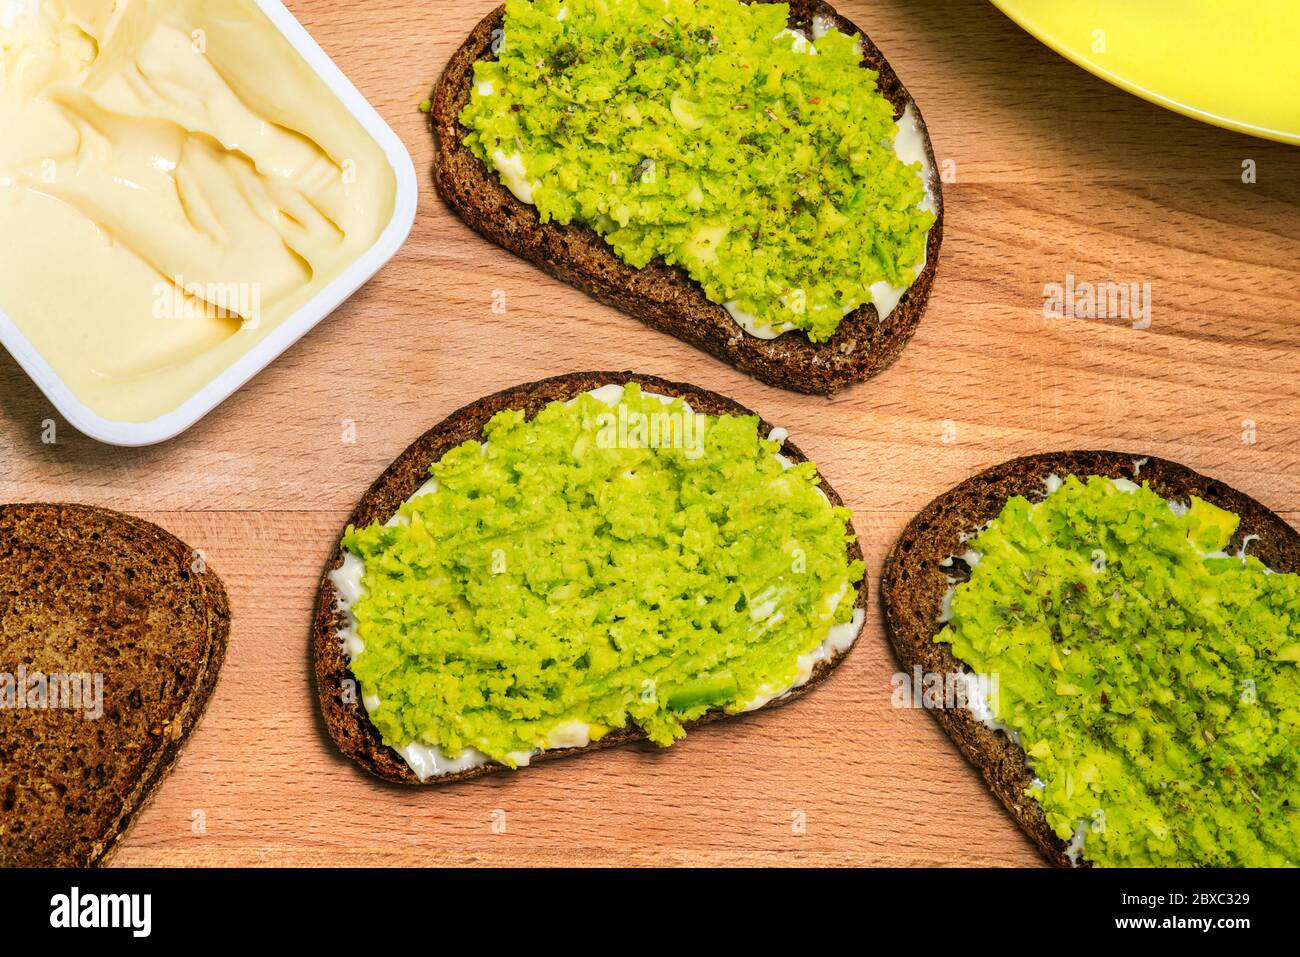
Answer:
[
  {"left": 430, "top": 1, "right": 944, "bottom": 396},
  {"left": 312, "top": 371, "right": 868, "bottom": 785},
  {"left": 0, "top": 504, "right": 230, "bottom": 867},
  {"left": 880, "top": 451, "right": 1300, "bottom": 867}
]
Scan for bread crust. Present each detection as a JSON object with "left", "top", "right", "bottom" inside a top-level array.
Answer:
[
  {"left": 0, "top": 504, "right": 231, "bottom": 868},
  {"left": 430, "top": 1, "right": 944, "bottom": 395},
  {"left": 880, "top": 451, "right": 1300, "bottom": 867},
  {"left": 312, "top": 371, "right": 868, "bottom": 785}
]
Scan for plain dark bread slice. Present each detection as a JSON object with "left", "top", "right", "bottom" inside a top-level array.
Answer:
[
  {"left": 0, "top": 504, "right": 230, "bottom": 867},
  {"left": 313, "top": 371, "right": 868, "bottom": 785},
  {"left": 431, "top": 1, "right": 944, "bottom": 395},
  {"left": 881, "top": 451, "right": 1300, "bottom": 867}
]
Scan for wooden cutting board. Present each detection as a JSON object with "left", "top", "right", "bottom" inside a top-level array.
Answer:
[{"left": 2, "top": 0, "right": 1298, "bottom": 867}]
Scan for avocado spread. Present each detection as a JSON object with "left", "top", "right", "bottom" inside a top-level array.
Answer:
[
  {"left": 340, "top": 385, "right": 863, "bottom": 768},
  {"left": 940, "top": 475, "right": 1300, "bottom": 867},
  {"left": 460, "top": 0, "right": 934, "bottom": 341}
]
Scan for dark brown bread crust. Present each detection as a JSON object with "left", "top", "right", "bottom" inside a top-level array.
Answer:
[
  {"left": 313, "top": 371, "right": 868, "bottom": 785},
  {"left": 431, "top": 1, "right": 944, "bottom": 395},
  {"left": 880, "top": 451, "right": 1300, "bottom": 867},
  {"left": 0, "top": 504, "right": 230, "bottom": 868}
]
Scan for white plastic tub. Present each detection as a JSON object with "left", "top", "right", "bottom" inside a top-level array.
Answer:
[{"left": 0, "top": 0, "right": 418, "bottom": 446}]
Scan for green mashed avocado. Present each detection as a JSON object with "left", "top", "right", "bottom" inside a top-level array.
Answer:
[
  {"left": 460, "top": 0, "right": 934, "bottom": 341},
  {"left": 940, "top": 475, "right": 1300, "bottom": 867},
  {"left": 342, "top": 385, "right": 863, "bottom": 766}
]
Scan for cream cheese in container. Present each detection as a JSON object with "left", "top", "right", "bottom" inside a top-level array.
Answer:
[{"left": 0, "top": 0, "right": 417, "bottom": 445}]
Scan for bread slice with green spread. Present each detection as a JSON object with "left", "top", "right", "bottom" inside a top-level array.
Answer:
[
  {"left": 430, "top": 0, "right": 943, "bottom": 395},
  {"left": 313, "top": 371, "right": 867, "bottom": 785},
  {"left": 0, "top": 504, "right": 230, "bottom": 867},
  {"left": 882, "top": 452, "right": 1300, "bottom": 868}
]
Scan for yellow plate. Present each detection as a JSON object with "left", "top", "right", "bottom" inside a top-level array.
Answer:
[{"left": 990, "top": 0, "right": 1300, "bottom": 145}]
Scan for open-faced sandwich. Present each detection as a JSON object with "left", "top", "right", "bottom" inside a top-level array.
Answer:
[
  {"left": 882, "top": 452, "right": 1300, "bottom": 867},
  {"left": 431, "top": 0, "right": 942, "bottom": 394},
  {"left": 313, "top": 372, "right": 866, "bottom": 783}
]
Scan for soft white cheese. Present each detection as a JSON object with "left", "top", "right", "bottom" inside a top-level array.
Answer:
[
  {"left": 723, "top": 300, "right": 795, "bottom": 340},
  {"left": 775, "top": 27, "right": 816, "bottom": 55},
  {"left": 491, "top": 149, "right": 538, "bottom": 204},
  {"left": 867, "top": 104, "right": 937, "bottom": 321}
]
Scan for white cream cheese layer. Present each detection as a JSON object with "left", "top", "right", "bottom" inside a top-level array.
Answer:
[
  {"left": 0, "top": 0, "right": 396, "bottom": 423},
  {"left": 331, "top": 384, "right": 863, "bottom": 779}
]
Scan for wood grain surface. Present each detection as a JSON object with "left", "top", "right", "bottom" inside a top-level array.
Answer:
[{"left": 3, "top": 0, "right": 1299, "bottom": 868}]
